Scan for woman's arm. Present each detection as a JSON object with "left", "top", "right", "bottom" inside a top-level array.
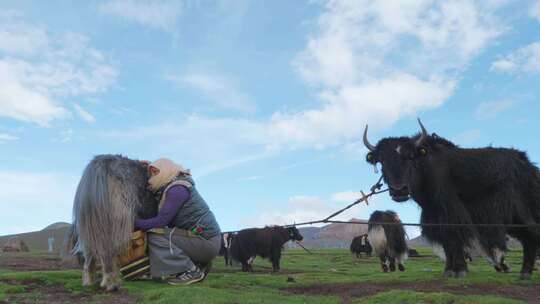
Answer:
[{"left": 135, "top": 185, "right": 190, "bottom": 231}]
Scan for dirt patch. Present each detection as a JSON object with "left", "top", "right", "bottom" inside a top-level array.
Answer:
[
  {"left": 0, "top": 254, "right": 79, "bottom": 271},
  {"left": 216, "top": 266, "right": 303, "bottom": 275},
  {"left": 282, "top": 281, "right": 540, "bottom": 304},
  {"left": 0, "top": 279, "right": 136, "bottom": 304}
]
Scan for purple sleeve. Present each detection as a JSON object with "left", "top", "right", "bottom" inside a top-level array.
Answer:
[{"left": 135, "top": 185, "right": 190, "bottom": 231}]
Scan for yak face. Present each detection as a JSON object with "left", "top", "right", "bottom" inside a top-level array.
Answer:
[
  {"left": 363, "top": 119, "right": 429, "bottom": 203},
  {"left": 287, "top": 226, "right": 304, "bottom": 242}
]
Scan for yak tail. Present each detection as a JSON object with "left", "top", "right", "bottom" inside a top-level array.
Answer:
[
  {"left": 61, "top": 224, "right": 83, "bottom": 266},
  {"left": 368, "top": 224, "right": 408, "bottom": 262},
  {"left": 72, "top": 159, "right": 137, "bottom": 260}
]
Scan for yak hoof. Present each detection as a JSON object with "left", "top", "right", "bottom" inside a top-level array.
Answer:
[
  {"left": 443, "top": 270, "right": 455, "bottom": 278},
  {"left": 398, "top": 264, "right": 405, "bottom": 272},
  {"left": 105, "top": 284, "right": 120, "bottom": 292},
  {"left": 520, "top": 272, "right": 532, "bottom": 280},
  {"left": 455, "top": 270, "right": 468, "bottom": 278}
]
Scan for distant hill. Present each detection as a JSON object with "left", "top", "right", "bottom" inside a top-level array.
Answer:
[
  {"left": 408, "top": 235, "right": 430, "bottom": 247},
  {"left": 0, "top": 222, "right": 71, "bottom": 253},
  {"left": 407, "top": 234, "right": 523, "bottom": 250},
  {"left": 42, "top": 222, "right": 71, "bottom": 231},
  {"left": 289, "top": 218, "right": 369, "bottom": 249}
]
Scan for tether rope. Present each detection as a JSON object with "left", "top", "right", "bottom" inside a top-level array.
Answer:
[{"left": 222, "top": 176, "right": 540, "bottom": 234}]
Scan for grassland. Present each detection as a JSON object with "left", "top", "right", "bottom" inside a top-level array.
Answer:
[{"left": 0, "top": 248, "right": 538, "bottom": 303}]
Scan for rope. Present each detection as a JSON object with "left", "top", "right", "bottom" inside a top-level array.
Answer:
[{"left": 222, "top": 176, "right": 540, "bottom": 234}]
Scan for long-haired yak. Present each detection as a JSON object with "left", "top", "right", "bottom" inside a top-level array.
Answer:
[
  {"left": 368, "top": 210, "right": 408, "bottom": 272},
  {"left": 66, "top": 155, "right": 157, "bottom": 291},
  {"left": 363, "top": 119, "right": 540, "bottom": 279}
]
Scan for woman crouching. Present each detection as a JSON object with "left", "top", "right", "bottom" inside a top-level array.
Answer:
[{"left": 136, "top": 158, "right": 221, "bottom": 285}]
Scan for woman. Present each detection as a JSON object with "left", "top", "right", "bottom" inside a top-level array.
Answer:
[{"left": 135, "top": 158, "right": 221, "bottom": 285}]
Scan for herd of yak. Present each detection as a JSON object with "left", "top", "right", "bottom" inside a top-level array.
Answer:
[{"left": 66, "top": 119, "right": 540, "bottom": 291}]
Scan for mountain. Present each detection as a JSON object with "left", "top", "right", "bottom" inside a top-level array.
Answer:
[
  {"left": 42, "top": 222, "right": 71, "bottom": 231},
  {"left": 289, "top": 218, "right": 369, "bottom": 249},
  {"left": 0, "top": 222, "right": 71, "bottom": 253}
]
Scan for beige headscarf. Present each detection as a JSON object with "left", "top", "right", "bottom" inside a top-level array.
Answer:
[{"left": 148, "top": 158, "right": 191, "bottom": 191}]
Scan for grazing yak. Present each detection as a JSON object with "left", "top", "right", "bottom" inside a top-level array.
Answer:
[
  {"left": 230, "top": 226, "right": 303, "bottom": 272},
  {"left": 350, "top": 234, "right": 372, "bottom": 258},
  {"left": 363, "top": 119, "right": 540, "bottom": 279},
  {"left": 408, "top": 248, "right": 420, "bottom": 258},
  {"left": 368, "top": 210, "right": 408, "bottom": 272},
  {"left": 219, "top": 232, "right": 235, "bottom": 266},
  {"left": 66, "top": 155, "right": 157, "bottom": 291}
]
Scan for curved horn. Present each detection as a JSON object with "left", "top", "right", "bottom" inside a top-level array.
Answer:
[
  {"left": 363, "top": 125, "right": 376, "bottom": 152},
  {"left": 415, "top": 118, "right": 428, "bottom": 147}
]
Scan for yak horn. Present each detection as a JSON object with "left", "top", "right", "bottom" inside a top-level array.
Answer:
[
  {"left": 363, "top": 125, "right": 376, "bottom": 152},
  {"left": 415, "top": 118, "right": 428, "bottom": 147}
]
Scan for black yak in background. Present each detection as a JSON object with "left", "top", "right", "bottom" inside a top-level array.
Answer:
[
  {"left": 368, "top": 210, "right": 408, "bottom": 272},
  {"left": 230, "top": 226, "right": 303, "bottom": 272},
  {"left": 65, "top": 155, "right": 157, "bottom": 291},
  {"left": 363, "top": 119, "right": 540, "bottom": 279},
  {"left": 350, "top": 234, "right": 372, "bottom": 258}
]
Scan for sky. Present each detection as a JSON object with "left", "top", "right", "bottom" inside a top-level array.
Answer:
[{"left": 1, "top": 0, "right": 540, "bottom": 238}]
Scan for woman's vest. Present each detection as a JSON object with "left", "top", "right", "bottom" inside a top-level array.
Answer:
[{"left": 157, "top": 174, "right": 221, "bottom": 239}]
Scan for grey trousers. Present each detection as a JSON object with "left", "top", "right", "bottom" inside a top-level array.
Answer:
[{"left": 147, "top": 229, "right": 221, "bottom": 278}]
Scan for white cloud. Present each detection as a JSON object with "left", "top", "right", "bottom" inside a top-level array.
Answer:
[
  {"left": 99, "top": 0, "right": 506, "bottom": 176},
  {"left": 246, "top": 195, "right": 334, "bottom": 227},
  {"left": 269, "top": 74, "right": 455, "bottom": 149},
  {"left": 0, "top": 11, "right": 117, "bottom": 126},
  {"left": 245, "top": 192, "right": 378, "bottom": 228},
  {"left": 74, "top": 104, "right": 96, "bottom": 123},
  {"left": 475, "top": 100, "right": 516, "bottom": 120},
  {"left": 98, "top": 0, "right": 182, "bottom": 32},
  {"left": 0, "top": 17, "right": 48, "bottom": 55},
  {"left": 0, "top": 171, "right": 78, "bottom": 235},
  {"left": 452, "top": 129, "right": 482, "bottom": 145},
  {"left": 332, "top": 191, "right": 363, "bottom": 203},
  {"left": 281, "top": 0, "right": 503, "bottom": 149},
  {"left": 491, "top": 42, "right": 540, "bottom": 73},
  {"left": 237, "top": 175, "right": 263, "bottom": 182},
  {"left": 0, "top": 60, "right": 69, "bottom": 127},
  {"left": 168, "top": 73, "right": 255, "bottom": 113},
  {"left": 101, "top": 115, "right": 273, "bottom": 177},
  {"left": 531, "top": 0, "right": 540, "bottom": 21},
  {"left": 0, "top": 133, "right": 18, "bottom": 143}
]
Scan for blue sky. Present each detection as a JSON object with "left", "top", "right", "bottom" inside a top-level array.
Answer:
[{"left": 1, "top": 0, "right": 540, "bottom": 237}]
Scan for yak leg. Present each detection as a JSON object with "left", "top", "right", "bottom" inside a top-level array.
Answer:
[
  {"left": 100, "top": 255, "right": 120, "bottom": 292},
  {"left": 241, "top": 260, "right": 249, "bottom": 272},
  {"left": 270, "top": 249, "right": 281, "bottom": 273},
  {"left": 224, "top": 250, "right": 229, "bottom": 266},
  {"left": 520, "top": 239, "right": 538, "bottom": 280},
  {"left": 397, "top": 254, "right": 406, "bottom": 272},
  {"left": 82, "top": 254, "right": 96, "bottom": 287},
  {"left": 389, "top": 257, "right": 396, "bottom": 272},
  {"left": 443, "top": 243, "right": 468, "bottom": 278},
  {"left": 379, "top": 254, "right": 389, "bottom": 273}
]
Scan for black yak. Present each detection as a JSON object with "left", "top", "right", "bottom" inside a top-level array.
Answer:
[
  {"left": 363, "top": 119, "right": 540, "bottom": 279},
  {"left": 66, "top": 155, "right": 157, "bottom": 291},
  {"left": 219, "top": 232, "right": 235, "bottom": 266},
  {"left": 230, "top": 226, "right": 303, "bottom": 272},
  {"left": 350, "top": 234, "right": 372, "bottom": 258},
  {"left": 368, "top": 210, "right": 408, "bottom": 272},
  {"left": 408, "top": 248, "right": 420, "bottom": 257}
]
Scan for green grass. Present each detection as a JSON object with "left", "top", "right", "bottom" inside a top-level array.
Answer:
[
  {"left": 354, "top": 290, "right": 523, "bottom": 304},
  {"left": 0, "top": 248, "right": 537, "bottom": 303}
]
